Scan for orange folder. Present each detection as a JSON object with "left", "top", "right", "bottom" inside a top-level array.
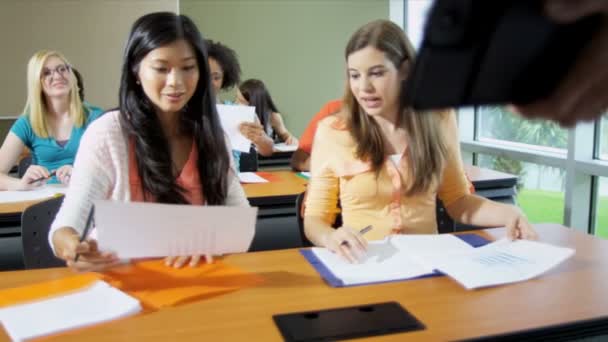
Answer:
[
  {"left": 255, "top": 171, "right": 282, "bottom": 182},
  {"left": 0, "top": 260, "right": 263, "bottom": 311}
]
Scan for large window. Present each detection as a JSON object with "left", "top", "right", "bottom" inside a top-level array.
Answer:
[
  {"left": 478, "top": 106, "right": 568, "bottom": 152},
  {"left": 404, "top": 0, "right": 607, "bottom": 235},
  {"left": 600, "top": 116, "right": 608, "bottom": 160},
  {"left": 477, "top": 154, "right": 565, "bottom": 224},
  {"left": 596, "top": 177, "right": 608, "bottom": 238}
]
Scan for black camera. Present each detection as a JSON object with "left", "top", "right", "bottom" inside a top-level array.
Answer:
[{"left": 403, "top": 0, "right": 601, "bottom": 110}]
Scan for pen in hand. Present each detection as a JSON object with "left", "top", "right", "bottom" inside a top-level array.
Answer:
[
  {"left": 340, "top": 225, "right": 373, "bottom": 247},
  {"left": 74, "top": 206, "right": 95, "bottom": 262},
  {"left": 28, "top": 171, "right": 56, "bottom": 184}
]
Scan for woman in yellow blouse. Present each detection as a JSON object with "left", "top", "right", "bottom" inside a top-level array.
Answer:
[{"left": 304, "top": 20, "right": 537, "bottom": 263}]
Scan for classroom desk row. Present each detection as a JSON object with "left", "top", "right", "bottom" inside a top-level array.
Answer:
[
  {"left": 1, "top": 224, "right": 607, "bottom": 341},
  {"left": 0, "top": 165, "right": 516, "bottom": 270}
]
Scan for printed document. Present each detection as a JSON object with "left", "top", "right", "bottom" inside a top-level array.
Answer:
[
  {"left": 311, "top": 234, "right": 574, "bottom": 289},
  {"left": 427, "top": 238, "right": 574, "bottom": 289},
  {"left": 94, "top": 200, "right": 257, "bottom": 259},
  {"left": 217, "top": 104, "right": 256, "bottom": 152},
  {"left": 0, "top": 281, "right": 140, "bottom": 341}
]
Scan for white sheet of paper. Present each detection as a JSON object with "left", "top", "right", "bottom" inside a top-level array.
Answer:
[
  {"left": 94, "top": 200, "right": 257, "bottom": 259},
  {"left": 428, "top": 238, "right": 575, "bottom": 290},
  {"left": 217, "top": 104, "right": 256, "bottom": 153},
  {"left": 298, "top": 172, "right": 311, "bottom": 179},
  {"left": 238, "top": 172, "right": 269, "bottom": 183},
  {"left": 311, "top": 235, "right": 473, "bottom": 285},
  {"left": 0, "top": 184, "right": 67, "bottom": 203},
  {"left": 0, "top": 281, "right": 141, "bottom": 342},
  {"left": 273, "top": 143, "right": 297, "bottom": 152}
]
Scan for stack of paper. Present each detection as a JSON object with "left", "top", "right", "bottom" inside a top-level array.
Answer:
[
  {"left": 94, "top": 200, "right": 257, "bottom": 259},
  {"left": 0, "top": 184, "right": 67, "bottom": 203},
  {"left": 307, "top": 234, "right": 574, "bottom": 289},
  {"left": 238, "top": 172, "right": 269, "bottom": 183},
  {"left": 0, "top": 280, "right": 141, "bottom": 341},
  {"left": 273, "top": 143, "right": 298, "bottom": 152}
]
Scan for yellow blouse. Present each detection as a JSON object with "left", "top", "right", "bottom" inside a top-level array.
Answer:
[{"left": 304, "top": 111, "right": 470, "bottom": 241}]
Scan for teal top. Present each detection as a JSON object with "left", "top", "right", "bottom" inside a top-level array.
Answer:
[{"left": 10, "top": 103, "right": 105, "bottom": 183}]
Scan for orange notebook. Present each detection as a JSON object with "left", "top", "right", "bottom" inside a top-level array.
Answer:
[{"left": 0, "top": 260, "right": 263, "bottom": 311}]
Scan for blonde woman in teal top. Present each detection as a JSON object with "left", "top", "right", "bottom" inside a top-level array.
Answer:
[{"left": 0, "top": 50, "right": 104, "bottom": 190}]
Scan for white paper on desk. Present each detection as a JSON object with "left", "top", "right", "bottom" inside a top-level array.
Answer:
[
  {"left": 273, "top": 142, "right": 297, "bottom": 152},
  {"left": 428, "top": 238, "right": 575, "bottom": 290},
  {"left": 238, "top": 172, "right": 269, "bottom": 183},
  {"left": 311, "top": 235, "right": 474, "bottom": 285},
  {"left": 94, "top": 200, "right": 257, "bottom": 259},
  {"left": 217, "top": 104, "right": 256, "bottom": 153},
  {"left": 0, "top": 184, "right": 67, "bottom": 203},
  {"left": 0, "top": 281, "right": 141, "bottom": 342}
]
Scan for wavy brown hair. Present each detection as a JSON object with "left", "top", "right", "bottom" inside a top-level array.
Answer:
[{"left": 343, "top": 19, "right": 449, "bottom": 195}]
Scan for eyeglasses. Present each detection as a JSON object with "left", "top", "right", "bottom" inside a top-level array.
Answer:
[{"left": 41, "top": 64, "right": 71, "bottom": 80}]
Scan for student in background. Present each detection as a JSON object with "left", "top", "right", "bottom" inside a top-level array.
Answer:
[
  {"left": 237, "top": 78, "right": 298, "bottom": 156},
  {"left": 304, "top": 20, "right": 536, "bottom": 263},
  {"left": 290, "top": 99, "right": 342, "bottom": 171},
  {"left": 206, "top": 40, "right": 241, "bottom": 104},
  {"left": 50, "top": 12, "right": 249, "bottom": 272},
  {"left": 0, "top": 51, "right": 104, "bottom": 190},
  {"left": 206, "top": 40, "right": 244, "bottom": 169}
]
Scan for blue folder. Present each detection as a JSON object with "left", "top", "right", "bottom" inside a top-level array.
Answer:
[{"left": 300, "top": 233, "right": 490, "bottom": 287}]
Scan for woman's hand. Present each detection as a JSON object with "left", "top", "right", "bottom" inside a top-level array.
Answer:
[
  {"left": 504, "top": 208, "right": 538, "bottom": 241},
  {"left": 55, "top": 165, "right": 73, "bottom": 185},
  {"left": 239, "top": 122, "right": 266, "bottom": 142},
  {"left": 19, "top": 165, "right": 51, "bottom": 190},
  {"left": 52, "top": 227, "right": 119, "bottom": 272},
  {"left": 321, "top": 226, "right": 368, "bottom": 263},
  {"left": 164, "top": 254, "right": 217, "bottom": 268},
  {"left": 284, "top": 135, "right": 298, "bottom": 146}
]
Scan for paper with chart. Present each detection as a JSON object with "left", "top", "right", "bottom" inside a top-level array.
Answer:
[
  {"left": 427, "top": 238, "right": 574, "bottom": 289},
  {"left": 0, "top": 184, "right": 67, "bottom": 203},
  {"left": 217, "top": 104, "right": 256, "bottom": 152},
  {"left": 94, "top": 200, "right": 257, "bottom": 259},
  {"left": 0, "top": 281, "right": 141, "bottom": 342},
  {"left": 311, "top": 234, "right": 474, "bottom": 285}
]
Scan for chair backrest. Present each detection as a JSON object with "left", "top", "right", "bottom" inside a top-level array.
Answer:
[
  {"left": 239, "top": 146, "right": 258, "bottom": 172},
  {"left": 21, "top": 195, "right": 65, "bottom": 269},
  {"left": 295, "top": 192, "right": 456, "bottom": 248},
  {"left": 17, "top": 155, "right": 32, "bottom": 178},
  {"left": 295, "top": 191, "right": 312, "bottom": 247}
]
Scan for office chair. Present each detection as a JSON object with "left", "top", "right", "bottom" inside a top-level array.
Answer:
[
  {"left": 17, "top": 155, "right": 32, "bottom": 178},
  {"left": 21, "top": 195, "right": 65, "bottom": 269},
  {"left": 239, "top": 146, "right": 258, "bottom": 172},
  {"left": 296, "top": 192, "right": 456, "bottom": 247}
]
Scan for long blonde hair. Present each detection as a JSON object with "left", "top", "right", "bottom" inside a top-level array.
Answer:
[
  {"left": 343, "top": 20, "right": 449, "bottom": 195},
  {"left": 22, "top": 50, "right": 85, "bottom": 138}
]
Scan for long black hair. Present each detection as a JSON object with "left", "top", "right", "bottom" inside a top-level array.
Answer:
[
  {"left": 238, "top": 78, "right": 279, "bottom": 134},
  {"left": 119, "top": 12, "right": 230, "bottom": 205}
]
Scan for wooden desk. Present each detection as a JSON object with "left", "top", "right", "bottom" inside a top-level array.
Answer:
[
  {"left": 242, "top": 171, "right": 307, "bottom": 251},
  {"left": 2, "top": 224, "right": 607, "bottom": 341}
]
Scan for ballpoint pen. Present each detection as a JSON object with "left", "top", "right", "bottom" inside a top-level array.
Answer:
[
  {"left": 28, "top": 171, "right": 56, "bottom": 184},
  {"left": 74, "top": 205, "right": 95, "bottom": 262},
  {"left": 341, "top": 225, "right": 373, "bottom": 246}
]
